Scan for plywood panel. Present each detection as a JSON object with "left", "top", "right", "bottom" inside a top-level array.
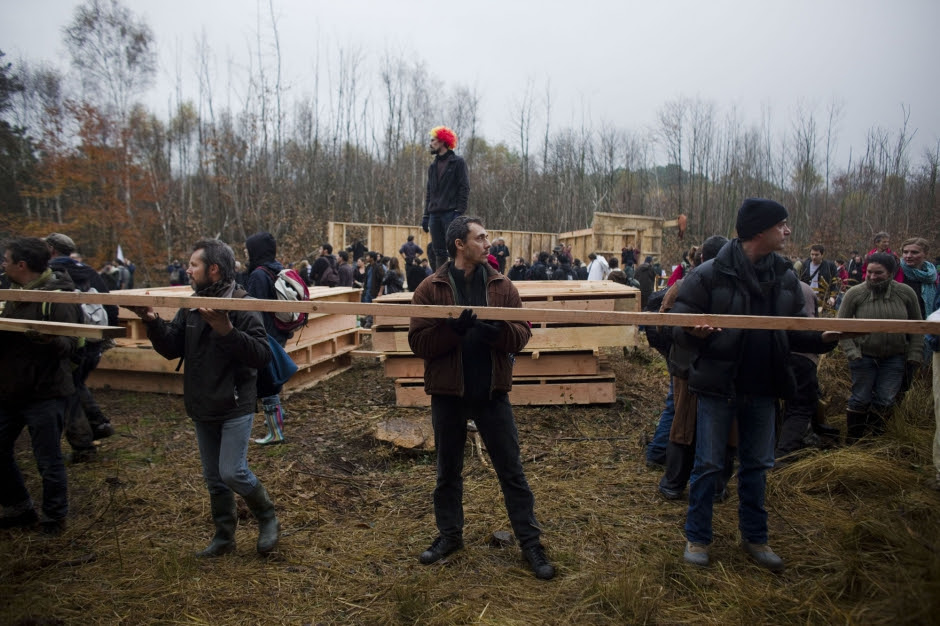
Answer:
[
  {"left": 384, "top": 351, "right": 600, "bottom": 378},
  {"left": 371, "top": 324, "right": 638, "bottom": 353}
]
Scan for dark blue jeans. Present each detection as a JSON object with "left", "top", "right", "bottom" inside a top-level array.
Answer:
[
  {"left": 431, "top": 393, "right": 542, "bottom": 548},
  {"left": 847, "top": 354, "right": 906, "bottom": 413},
  {"left": 647, "top": 378, "right": 675, "bottom": 465},
  {"left": 428, "top": 210, "right": 458, "bottom": 270},
  {"left": 0, "top": 397, "right": 69, "bottom": 521},
  {"left": 685, "top": 394, "right": 775, "bottom": 545}
]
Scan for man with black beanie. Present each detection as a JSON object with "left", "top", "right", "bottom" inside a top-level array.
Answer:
[
  {"left": 670, "top": 198, "right": 846, "bottom": 573},
  {"left": 408, "top": 216, "right": 555, "bottom": 580}
]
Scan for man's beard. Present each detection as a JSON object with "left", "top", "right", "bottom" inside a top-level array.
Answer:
[
  {"left": 868, "top": 279, "right": 889, "bottom": 294},
  {"left": 428, "top": 145, "right": 437, "bottom": 154}
]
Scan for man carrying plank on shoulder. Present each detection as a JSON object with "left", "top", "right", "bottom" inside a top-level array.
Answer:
[
  {"left": 671, "top": 199, "right": 849, "bottom": 573},
  {"left": 126, "top": 239, "right": 281, "bottom": 557},
  {"left": 0, "top": 237, "right": 83, "bottom": 535},
  {"left": 408, "top": 215, "right": 556, "bottom": 580}
]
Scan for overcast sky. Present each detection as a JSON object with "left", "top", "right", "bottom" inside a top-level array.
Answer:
[{"left": 2, "top": 0, "right": 938, "bottom": 167}]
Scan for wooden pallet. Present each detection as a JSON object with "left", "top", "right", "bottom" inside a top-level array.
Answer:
[
  {"left": 89, "top": 328, "right": 360, "bottom": 395},
  {"left": 371, "top": 324, "right": 638, "bottom": 353},
  {"left": 384, "top": 350, "right": 602, "bottom": 379},
  {"left": 394, "top": 370, "right": 617, "bottom": 407}
]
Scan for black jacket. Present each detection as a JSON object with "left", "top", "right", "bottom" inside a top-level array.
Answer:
[
  {"left": 671, "top": 240, "right": 834, "bottom": 399},
  {"left": 146, "top": 286, "right": 271, "bottom": 422},
  {"left": 0, "top": 269, "right": 82, "bottom": 401},
  {"left": 424, "top": 151, "right": 470, "bottom": 216},
  {"left": 49, "top": 255, "right": 119, "bottom": 325},
  {"left": 799, "top": 258, "right": 839, "bottom": 297},
  {"left": 245, "top": 232, "right": 291, "bottom": 345}
]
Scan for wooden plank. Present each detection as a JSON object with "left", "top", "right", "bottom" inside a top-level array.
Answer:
[
  {"left": 0, "top": 317, "right": 126, "bottom": 340},
  {"left": 394, "top": 374, "right": 617, "bottom": 407},
  {"left": 4, "top": 289, "right": 939, "bottom": 334},
  {"left": 372, "top": 325, "right": 637, "bottom": 353},
  {"left": 384, "top": 351, "right": 600, "bottom": 378}
]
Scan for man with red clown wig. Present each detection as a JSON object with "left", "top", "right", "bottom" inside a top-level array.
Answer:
[{"left": 422, "top": 126, "right": 470, "bottom": 270}]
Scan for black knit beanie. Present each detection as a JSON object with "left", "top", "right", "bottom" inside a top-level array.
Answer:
[{"left": 735, "top": 198, "right": 788, "bottom": 240}]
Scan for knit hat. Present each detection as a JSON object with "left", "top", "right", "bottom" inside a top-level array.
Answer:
[
  {"left": 45, "top": 233, "right": 76, "bottom": 254},
  {"left": 735, "top": 198, "right": 788, "bottom": 240}
]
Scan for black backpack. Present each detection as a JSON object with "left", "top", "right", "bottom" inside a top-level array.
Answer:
[
  {"left": 318, "top": 256, "right": 340, "bottom": 287},
  {"left": 643, "top": 287, "right": 672, "bottom": 358}
]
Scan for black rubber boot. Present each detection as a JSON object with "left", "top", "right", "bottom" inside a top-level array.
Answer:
[
  {"left": 845, "top": 410, "right": 868, "bottom": 444},
  {"left": 196, "top": 491, "right": 237, "bottom": 557},
  {"left": 243, "top": 482, "right": 280, "bottom": 555}
]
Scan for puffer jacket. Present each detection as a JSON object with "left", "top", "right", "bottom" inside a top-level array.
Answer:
[
  {"left": 145, "top": 286, "right": 271, "bottom": 421},
  {"left": 408, "top": 262, "right": 531, "bottom": 397},
  {"left": 671, "top": 240, "right": 834, "bottom": 399},
  {"left": 0, "top": 268, "right": 82, "bottom": 400},
  {"left": 837, "top": 280, "right": 923, "bottom": 362}
]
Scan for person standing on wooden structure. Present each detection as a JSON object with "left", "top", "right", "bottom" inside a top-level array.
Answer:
[
  {"left": 408, "top": 216, "right": 555, "bottom": 580},
  {"left": 421, "top": 126, "right": 469, "bottom": 270},
  {"left": 670, "top": 199, "right": 845, "bottom": 572},
  {"left": 127, "top": 239, "right": 280, "bottom": 557},
  {"left": 245, "top": 232, "right": 290, "bottom": 445},
  {"left": 0, "top": 237, "right": 83, "bottom": 534}
]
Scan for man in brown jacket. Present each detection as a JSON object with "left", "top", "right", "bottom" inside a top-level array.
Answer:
[{"left": 408, "top": 216, "right": 554, "bottom": 580}]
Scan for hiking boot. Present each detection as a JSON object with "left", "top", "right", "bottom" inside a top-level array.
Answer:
[
  {"left": 67, "top": 448, "right": 97, "bottom": 464},
  {"left": 741, "top": 541, "right": 785, "bottom": 573},
  {"left": 683, "top": 541, "right": 709, "bottom": 567},
  {"left": 658, "top": 484, "right": 683, "bottom": 500},
  {"left": 40, "top": 519, "right": 66, "bottom": 536},
  {"left": 0, "top": 508, "right": 39, "bottom": 530},
  {"left": 419, "top": 535, "right": 463, "bottom": 564},
  {"left": 522, "top": 543, "right": 555, "bottom": 580},
  {"left": 93, "top": 423, "right": 115, "bottom": 439}
]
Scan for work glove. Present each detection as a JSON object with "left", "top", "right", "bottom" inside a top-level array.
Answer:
[
  {"left": 474, "top": 319, "right": 503, "bottom": 345},
  {"left": 421, "top": 214, "right": 430, "bottom": 233},
  {"left": 446, "top": 308, "right": 476, "bottom": 335}
]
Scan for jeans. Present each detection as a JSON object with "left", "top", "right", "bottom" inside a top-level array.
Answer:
[
  {"left": 686, "top": 394, "right": 776, "bottom": 545},
  {"left": 776, "top": 354, "right": 820, "bottom": 455},
  {"left": 932, "top": 352, "right": 940, "bottom": 475},
  {"left": 194, "top": 414, "right": 258, "bottom": 497},
  {"left": 0, "top": 397, "right": 69, "bottom": 521},
  {"left": 647, "top": 378, "right": 675, "bottom": 465},
  {"left": 847, "top": 354, "right": 906, "bottom": 413},
  {"left": 428, "top": 210, "right": 458, "bottom": 270},
  {"left": 431, "top": 393, "right": 542, "bottom": 548}
]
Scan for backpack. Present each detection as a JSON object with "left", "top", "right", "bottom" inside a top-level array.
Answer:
[
  {"left": 318, "top": 256, "right": 340, "bottom": 287},
  {"left": 81, "top": 287, "right": 109, "bottom": 329},
  {"left": 643, "top": 287, "right": 673, "bottom": 359},
  {"left": 261, "top": 267, "right": 310, "bottom": 332}
]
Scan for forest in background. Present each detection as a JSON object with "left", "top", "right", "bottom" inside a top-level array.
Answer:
[{"left": 1, "top": 0, "right": 937, "bottom": 281}]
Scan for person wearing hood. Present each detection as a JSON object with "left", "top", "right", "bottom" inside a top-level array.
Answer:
[
  {"left": 244, "top": 232, "right": 290, "bottom": 445},
  {"left": 46, "top": 233, "right": 118, "bottom": 460},
  {"left": 670, "top": 199, "right": 846, "bottom": 572},
  {"left": 127, "top": 239, "right": 279, "bottom": 557},
  {"left": 0, "top": 237, "right": 83, "bottom": 535}
]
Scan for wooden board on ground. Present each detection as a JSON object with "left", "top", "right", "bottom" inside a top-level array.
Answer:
[{"left": 394, "top": 370, "right": 617, "bottom": 407}]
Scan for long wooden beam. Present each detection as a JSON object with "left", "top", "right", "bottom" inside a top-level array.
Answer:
[
  {"left": 0, "top": 317, "right": 126, "bottom": 339},
  {"left": 3, "top": 289, "right": 939, "bottom": 334}
]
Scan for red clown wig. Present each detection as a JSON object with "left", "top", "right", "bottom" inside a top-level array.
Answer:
[{"left": 430, "top": 126, "right": 458, "bottom": 150}]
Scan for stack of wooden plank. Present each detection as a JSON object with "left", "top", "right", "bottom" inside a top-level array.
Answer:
[
  {"left": 372, "top": 280, "right": 640, "bottom": 407},
  {"left": 87, "top": 285, "right": 361, "bottom": 395}
]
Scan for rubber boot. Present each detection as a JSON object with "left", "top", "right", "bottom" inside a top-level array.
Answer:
[
  {"left": 196, "top": 491, "right": 237, "bottom": 557},
  {"left": 243, "top": 482, "right": 280, "bottom": 555},
  {"left": 845, "top": 410, "right": 868, "bottom": 444},
  {"left": 254, "top": 404, "right": 285, "bottom": 445}
]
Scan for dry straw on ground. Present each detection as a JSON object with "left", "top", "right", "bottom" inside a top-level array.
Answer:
[{"left": 1, "top": 347, "right": 938, "bottom": 624}]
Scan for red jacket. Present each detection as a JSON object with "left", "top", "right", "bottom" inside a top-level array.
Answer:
[{"left": 408, "top": 262, "right": 531, "bottom": 397}]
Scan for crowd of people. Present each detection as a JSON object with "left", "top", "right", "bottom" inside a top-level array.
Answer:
[{"left": 1, "top": 123, "right": 938, "bottom": 583}]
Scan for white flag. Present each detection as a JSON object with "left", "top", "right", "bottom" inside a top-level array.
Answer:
[{"left": 116, "top": 244, "right": 125, "bottom": 262}]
